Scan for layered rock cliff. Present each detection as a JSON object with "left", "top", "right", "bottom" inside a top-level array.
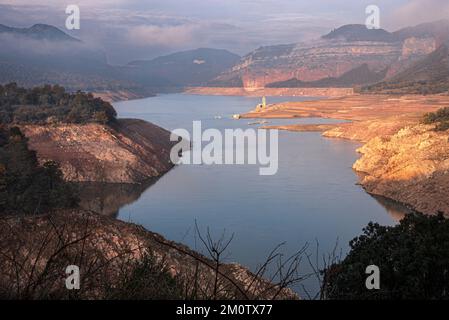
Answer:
[
  {"left": 212, "top": 37, "right": 435, "bottom": 89},
  {"left": 20, "top": 119, "right": 175, "bottom": 184},
  {"left": 211, "top": 23, "right": 444, "bottom": 90}
]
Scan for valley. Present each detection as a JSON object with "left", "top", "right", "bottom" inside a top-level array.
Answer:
[{"left": 2, "top": 7, "right": 449, "bottom": 300}]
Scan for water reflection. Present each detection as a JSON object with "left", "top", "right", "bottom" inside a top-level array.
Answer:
[
  {"left": 75, "top": 179, "right": 413, "bottom": 223},
  {"left": 74, "top": 180, "right": 157, "bottom": 217},
  {"left": 371, "top": 195, "right": 414, "bottom": 222}
]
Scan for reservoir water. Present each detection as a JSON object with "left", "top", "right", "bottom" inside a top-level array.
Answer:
[{"left": 112, "top": 94, "right": 407, "bottom": 296}]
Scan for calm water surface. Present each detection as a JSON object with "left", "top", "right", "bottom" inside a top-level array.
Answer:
[{"left": 112, "top": 94, "right": 407, "bottom": 295}]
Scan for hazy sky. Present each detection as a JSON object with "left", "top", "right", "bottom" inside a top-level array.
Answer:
[{"left": 1, "top": 0, "right": 448, "bottom": 64}]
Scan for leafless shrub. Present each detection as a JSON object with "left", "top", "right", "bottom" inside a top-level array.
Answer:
[
  {"left": 0, "top": 213, "right": 339, "bottom": 300},
  {"left": 303, "top": 239, "right": 342, "bottom": 300}
]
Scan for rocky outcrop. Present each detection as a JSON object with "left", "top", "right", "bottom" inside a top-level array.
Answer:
[
  {"left": 352, "top": 124, "right": 449, "bottom": 215},
  {"left": 20, "top": 119, "right": 175, "bottom": 184},
  {"left": 322, "top": 114, "right": 422, "bottom": 142},
  {"left": 0, "top": 210, "right": 298, "bottom": 300}
]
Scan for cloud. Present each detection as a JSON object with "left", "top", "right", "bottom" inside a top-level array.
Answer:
[
  {"left": 0, "top": 0, "right": 127, "bottom": 7},
  {"left": 127, "top": 24, "right": 199, "bottom": 47},
  {"left": 387, "top": 0, "right": 449, "bottom": 29},
  {"left": 3, "top": 0, "right": 440, "bottom": 64}
]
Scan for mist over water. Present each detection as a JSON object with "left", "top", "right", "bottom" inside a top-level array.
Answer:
[{"left": 112, "top": 94, "right": 406, "bottom": 295}]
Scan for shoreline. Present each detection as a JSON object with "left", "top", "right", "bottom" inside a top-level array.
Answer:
[
  {"left": 241, "top": 94, "right": 449, "bottom": 216},
  {"left": 184, "top": 86, "right": 354, "bottom": 97},
  {"left": 94, "top": 87, "right": 355, "bottom": 103}
]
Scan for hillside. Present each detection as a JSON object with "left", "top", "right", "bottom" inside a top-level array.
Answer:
[
  {"left": 361, "top": 44, "right": 449, "bottom": 94},
  {"left": 393, "top": 19, "right": 449, "bottom": 42},
  {"left": 0, "top": 84, "right": 176, "bottom": 184},
  {"left": 0, "top": 23, "right": 80, "bottom": 42},
  {"left": 322, "top": 24, "right": 397, "bottom": 42},
  {"left": 0, "top": 210, "right": 298, "bottom": 299},
  {"left": 267, "top": 64, "right": 387, "bottom": 88},
  {"left": 124, "top": 48, "right": 240, "bottom": 88}
]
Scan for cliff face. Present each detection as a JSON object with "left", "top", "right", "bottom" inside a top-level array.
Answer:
[
  {"left": 20, "top": 119, "right": 175, "bottom": 184},
  {"left": 352, "top": 124, "right": 449, "bottom": 215},
  {"left": 0, "top": 210, "right": 298, "bottom": 299},
  {"left": 323, "top": 116, "right": 449, "bottom": 215},
  {"left": 212, "top": 37, "right": 435, "bottom": 89}
]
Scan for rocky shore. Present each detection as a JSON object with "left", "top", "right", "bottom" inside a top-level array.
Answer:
[
  {"left": 20, "top": 118, "right": 175, "bottom": 184},
  {"left": 243, "top": 94, "right": 449, "bottom": 215}
]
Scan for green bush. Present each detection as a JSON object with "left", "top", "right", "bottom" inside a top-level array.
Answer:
[
  {"left": 0, "top": 127, "right": 78, "bottom": 214},
  {"left": 323, "top": 213, "right": 449, "bottom": 300},
  {"left": 0, "top": 83, "right": 117, "bottom": 125},
  {"left": 422, "top": 107, "right": 449, "bottom": 131}
]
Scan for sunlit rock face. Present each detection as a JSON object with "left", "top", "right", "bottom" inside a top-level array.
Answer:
[{"left": 20, "top": 119, "right": 176, "bottom": 184}]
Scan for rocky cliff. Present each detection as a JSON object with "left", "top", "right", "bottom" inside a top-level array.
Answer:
[
  {"left": 211, "top": 23, "right": 440, "bottom": 90},
  {"left": 351, "top": 124, "right": 449, "bottom": 215},
  {"left": 213, "top": 40, "right": 407, "bottom": 88},
  {"left": 20, "top": 119, "right": 175, "bottom": 184},
  {"left": 362, "top": 44, "right": 449, "bottom": 94}
]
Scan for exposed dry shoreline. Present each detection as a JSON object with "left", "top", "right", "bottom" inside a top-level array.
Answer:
[
  {"left": 184, "top": 86, "right": 354, "bottom": 97},
  {"left": 20, "top": 118, "right": 175, "bottom": 184},
  {"left": 92, "top": 90, "right": 150, "bottom": 103},
  {"left": 93, "top": 87, "right": 354, "bottom": 102},
  {"left": 242, "top": 94, "right": 449, "bottom": 215}
]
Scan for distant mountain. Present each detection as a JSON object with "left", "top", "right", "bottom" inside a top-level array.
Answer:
[
  {"left": 124, "top": 48, "right": 241, "bottom": 88},
  {"left": 0, "top": 24, "right": 240, "bottom": 95},
  {"left": 361, "top": 44, "right": 449, "bottom": 94},
  {"left": 393, "top": 19, "right": 449, "bottom": 43},
  {"left": 1, "top": 20, "right": 448, "bottom": 96},
  {"left": 0, "top": 23, "right": 79, "bottom": 42},
  {"left": 322, "top": 24, "right": 397, "bottom": 42},
  {"left": 211, "top": 21, "right": 445, "bottom": 89},
  {"left": 0, "top": 23, "right": 145, "bottom": 94},
  {"left": 267, "top": 64, "right": 388, "bottom": 88}
]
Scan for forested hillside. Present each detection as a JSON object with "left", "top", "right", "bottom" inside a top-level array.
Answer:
[{"left": 0, "top": 83, "right": 117, "bottom": 125}]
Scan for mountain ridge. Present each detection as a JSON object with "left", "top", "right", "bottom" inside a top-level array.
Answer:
[
  {"left": 0, "top": 23, "right": 79, "bottom": 42},
  {"left": 123, "top": 48, "right": 241, "bottom": 88},
  {"left": 210, "top": 20, "right": 445, "bottom": 90}
]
